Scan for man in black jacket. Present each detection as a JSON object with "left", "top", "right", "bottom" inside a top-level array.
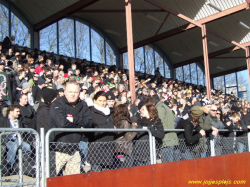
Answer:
[
  {"left": 49, "top": 81, "right": 92, "bottom": 176},
  {"left": 0, "top": 104, "right": 31, "bottom": 173},
  {"left": 19, "top": 94, "right": 36, "bottom": 128}
]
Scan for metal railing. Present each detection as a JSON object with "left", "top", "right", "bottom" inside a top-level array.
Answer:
[
  {"left": 1, "top": 128, "right": 249, "bottom": 187},
  {"left": 0, "top": 128, "right": 40, "bottom": 187}
]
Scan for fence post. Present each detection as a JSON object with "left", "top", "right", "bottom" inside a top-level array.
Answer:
[
  {"left": 210, "top": 134, "right": 215, "bottom": 157},
  {"left": 152, "top": 136, "right": 156, "bottom": 164},
  {"left": 40, "top": 128, "right": 45, "bottom": 187},
  {"left": 248, "top": 132, "right": 250, "bottom": 152},
  {"left": 16, "top": 133, "right": 23, "bottom": 184}
]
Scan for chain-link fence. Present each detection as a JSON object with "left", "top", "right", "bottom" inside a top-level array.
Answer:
[
  {"left": 1, "top": 128, "right": 249, "bottom": 187},
  {"left": 45, "top": 128, "right": 153, "bottom": 178},
  {"left": 0, "top": 128, "right": 40, "bottom": 187},
  {"left": 153, "top": 130, "right": 250, "bottom": 164}
]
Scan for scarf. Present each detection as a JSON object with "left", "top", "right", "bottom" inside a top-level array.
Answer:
[{"left": 94, "top": 104, "right": 110, "bottom": 115}]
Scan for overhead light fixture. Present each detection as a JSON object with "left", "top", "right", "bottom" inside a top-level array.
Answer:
[
  {"left": 172, "top": 51, "right": 183, "bottom": 56},
  {"left": 104, "top": 29, "right": 122, "bottom": 36},
  {"left": 216, "top": 66, "right": 224, "bottom": 70},
  {"left": 239, "top": 21, "right": 250, "bottom": 29},
  {"left": 144, "top": 13, "right": 162, "bottom": 23},
  {"left": 208, "top": 40, "right": 219, "bottom": 47},
  {"left": 206, "top": 2, "right": 222, "bottom": 12}
]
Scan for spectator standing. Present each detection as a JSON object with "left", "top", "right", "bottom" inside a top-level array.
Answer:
[
  {"left": 89, "top": 91, "right": 115, "bottom": 171},
  {"left": 49, "top": 81, "right": 92, "bottom": 176}
]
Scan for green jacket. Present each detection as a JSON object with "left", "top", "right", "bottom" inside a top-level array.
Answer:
[
  {"left": 199, "top": 114, "right": 212, "bottom": 131},
  {"left": 156, "top": 101, "right": 178, "bottom": 147}
]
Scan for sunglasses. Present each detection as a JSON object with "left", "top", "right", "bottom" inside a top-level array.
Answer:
[{"left": 216, "top": 113, "right": 221, "bottom": 115}]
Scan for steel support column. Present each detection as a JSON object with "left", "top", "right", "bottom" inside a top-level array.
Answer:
[
  {"left": 125, "top": 0, "right": 135, "bottom": 102},
  {"left": 246, "top": 47, "right": 250, "bottom": 93},
  {"left": 201, "top": 24, "right": 211, "bottom": 99}
]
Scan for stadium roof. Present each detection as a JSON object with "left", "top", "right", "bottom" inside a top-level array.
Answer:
[{"left": 10, "top": 0, "right": 250, "bottom": 77}]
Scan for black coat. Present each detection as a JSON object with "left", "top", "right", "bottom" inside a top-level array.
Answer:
[
  {"left": 32, "top": 85, "right": 43, "bottom": 102},
  {"left": 49, "top": 96, "right": 93, "bottom": 155},
  {"left": 36, "top": 102, "right": 50, "bottom": 134},
  {"left": 19, "top": 104, "right": 36, "bottom": 128},
  {"left": 176, "top": 116, "right": 202, "bottom": 145},
  {"left": 88, "top": 106, "right": 115, "bottom": 166},
  {"left": 133, "top": 116, "right": 164, "bottom": 162}
]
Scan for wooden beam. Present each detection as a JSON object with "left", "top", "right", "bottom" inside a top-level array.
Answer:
[
  {"left": 119, "top": 3, "right": 248, "bottom": 53},
  {"left": 155, "top": 13, "right": 170, "bottom": 36},
  {"left": 211, "top": 57, "right": 246, "bottom": 59},
  {"left": 173, "top": 42, "right": 250, "bottom": 68},
  {"left": 145, "top": 0, "right": 245, "bottom": 49},
  {"left": 202, "top": 24, "right": 211, "bottom": 99},
  {"left": 145, "top": 0, "right": 202, "bottom": 28},
  {"left": 125, "top": 0, "right": 136, "bottom": 102},
  {"left": 77, "top": 9, "right": 166, "bottom": 13},
  {"left": 246, "top": 47, "right": 250, "bottom": 92},
  {"left": 34, "top": 0, "right": 99, "bottom": 31},
  {"left": 211, "top": 65, "right": 247, "bottom": 78}
]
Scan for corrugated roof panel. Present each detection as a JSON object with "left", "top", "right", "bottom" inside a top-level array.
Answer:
[
  {"left": 209, "top": 58, "right": 246, "bottom": 75},
  {"left": 206, "top": 10, "right": 250, "bottom": 44},
  {"left": 11, "top": 0, "right": 79, "bottom": 24}
]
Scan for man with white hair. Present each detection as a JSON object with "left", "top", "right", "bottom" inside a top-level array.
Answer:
[{"left": 50, "top": 81, "right": 92, "bottom": 176}]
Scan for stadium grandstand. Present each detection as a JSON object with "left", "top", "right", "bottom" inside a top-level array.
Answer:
[{"left": 0, "top": 0, "right": 250, "bottom": 186}]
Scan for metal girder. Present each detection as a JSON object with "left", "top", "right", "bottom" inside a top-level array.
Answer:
[
  {"left": 34, "top": 0, "right": 99, "bottom": 31},
  {"left": 119, "top": 2, "right": 248, "bottom": 53}
]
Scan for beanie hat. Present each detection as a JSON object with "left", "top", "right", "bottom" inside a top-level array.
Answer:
[
  {"left": 0, "top": 60, "right": 5, "bottom": 65},
  {"left": 38, "top": 78, "right": 46, "bottom": 85},
  {"left": 42, "top": 88, "right": 57, "bottom": 103},
  {"left": 201, "top": 97, "right": 211, "bottom": 106},
  {"left": 22, "top": 82, "right": 31, "bottom": 90},
  {"left": 191, "top": 106, "right": 204, "bottom": 119},
  {"left": 106, "top": 91, "right": 115, "bottom": 100},
  {"left": 231, "top": 105, "right": 240, "bottom": 112},
  {"left": 57, "top": 88, "right": 64, "bottom": 93}
]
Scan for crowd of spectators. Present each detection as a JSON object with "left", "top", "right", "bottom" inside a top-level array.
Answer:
[{"left": 0, "top": 38, "right": 250, "bottom": 176}]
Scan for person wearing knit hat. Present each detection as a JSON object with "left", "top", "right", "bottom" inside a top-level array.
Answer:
[
  {"left": 22, "top": 82, "right": 31, "bottom": 90},
  {"left": 32, "top": 78, "right": 46, "bottom": 110},
  {"left": 41, "top": 88, "right": 58, "bottom": 104},
  {"left": 175, "top": 106, "right": 206, "bottom": 160},
  {"left": 21, "top": 82, "right": 34, "bottom": 106},
  {"left": 36, "top": 88, "right": 58, "bottom": 135},
  {"left": 106, "top": 91, "right": 116, "bottom": 110},
  {"left": 190, "top": 106, "right": 204, "bottom": 120}
]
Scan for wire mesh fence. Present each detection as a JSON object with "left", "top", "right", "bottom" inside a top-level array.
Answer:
[
  {"left": 48, "top": 139, "right": 151, "bottom": 176},
  {"left": 1, "top": 128, "right": 249, "bottom": 187},
  {"left": 0, "top": 128, "right": 40, "bottom": 187},
  {"left": 45, "top": 128, "right": 154, "bottom": 178}
]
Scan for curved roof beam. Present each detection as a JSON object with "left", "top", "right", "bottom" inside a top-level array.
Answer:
[
  {"left": 173, "top": 42, "right": 250, "bottom": 68},
  {"left": 34, "top": 0, "right": 99, "bottom": 31},
  {"left": 119, "top": 2, "right": 249, "bottom": 53}
]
